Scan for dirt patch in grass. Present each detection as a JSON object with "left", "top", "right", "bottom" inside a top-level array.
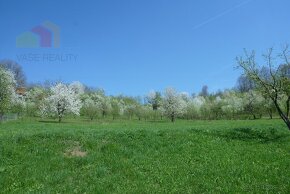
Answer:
[{"left": 64, "top": 141, "right": 87, "bottom": 158}]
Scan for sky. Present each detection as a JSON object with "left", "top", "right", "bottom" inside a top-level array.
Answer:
[{"left": 0, "top": 0, "right": 290, "bottom": 96}]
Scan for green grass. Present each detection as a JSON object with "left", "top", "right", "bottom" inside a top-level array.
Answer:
[{"left": 0, "top": 118, "right": 289, "bottom": 193}]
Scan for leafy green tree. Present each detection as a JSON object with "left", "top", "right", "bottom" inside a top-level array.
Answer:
[
  {"left": 146, "top": 91, "right": 162, "bottom": 111},
  {"left": 146, "top": 91, "right": 162, "bottom": 120},
  {"left": 110, "top": 98, "right": 122, "bottom": 120},
  {"left": 81, "top": 97, "right": 101, "bottom": 120}
]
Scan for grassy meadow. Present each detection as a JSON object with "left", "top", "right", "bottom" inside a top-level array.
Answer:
[{"left": 0, "top": 118, "right": 289, "bottom": 193}]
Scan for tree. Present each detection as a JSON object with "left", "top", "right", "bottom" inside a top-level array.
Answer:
[
  {"left": 263, "top": 96, "right": 276, "bottom": 119},
  {"left": 236, "top": 75, "right": 255, "bottom": 93},
  {"left": 69, "top": 81, "right": 85, "bottom": 95},
  {"left": 221, "top": 91, "right": 243, "bottom": 119},
  {"left": 95, "top": 94, "right": 111, "bottom": 118},
  {"left": 119, "top": 96, "right": 140, "bottom": 120},
  {"left": 242, "top": 90, "right": 264, "bottom": 119},
  {"left": 146, "top": 90, "right": 162, "bottom": 120},
  {"left": 84, "top": 90, "right": 112, "bottom": 119},
  {"left": 209, "top": 96, "right": 223, "bottom": 120},
  {"left": 11, "top": 94, "right": 26, "bottom": 117},
  {"left": 199, "top": 85, "right": 209, "bottom": 97},
  {"left": 278, "top": 63, "right": 290, "bottom": 117},
  {"left": 110, "top": 98, "right": 122, "bottom": 120},
  {"left": 184, "top": 99, "right": 198, "bottom": 120},
  {"left": 0, "top": 59, "right": 26, "bottom": 86},
  {"left": 0, "top": 67, "right": 17, "bottom": 121},
  {"left": 41, "top": 83, "right": 82, "bottom": 122},
  {"left": 81, "top": 95, "right": 101, "bottom": 120},
  {"left": 200, "top": 98, "right": 212, "bottom": 120},
  {"left": 162, "top": 88, "right": 184, "bottom": 122},
  {"left": 134, "top": 104, "right": 144, "bottom": 121},
  {"left": 124, "top": 104, "right": 136, "bottom": 120},
  {"left": 146, "top": 91, "right": 162, "bottom": 111},
  {"left": 237, "top": 46, "right": 290, "bottom": 130},
  {"left": 185, "top": 96, "right": 204, "bottom": 119},
  {"left": 142, "top": 105, "right": 153, "bottom": 121},
  {"left": 25, "top": 87, "right": 48, "bottom": 117}
]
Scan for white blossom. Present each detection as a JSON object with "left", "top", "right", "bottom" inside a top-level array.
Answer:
[
  {"left": 69, "top": 81, "right": 85, "bottom": 95},
  {"left": 162, "top": 87, "right": 185, "bottom": 122},
  {"left": 41, "top": 83, "right": 82, "bottom": 122},
  {"left": 0, "top": 67, "right": 16, "bottom": 119},
  {"left": 221, "top": 91, "right": 243, "bottom": 117}
]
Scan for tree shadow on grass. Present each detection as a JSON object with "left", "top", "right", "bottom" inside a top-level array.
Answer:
[
  {"left": 191, "top": 127, "right": 289, "bottom": 143},
  {"left": 38, "top": 120, "right": 61, "bottom": 124},
  {"left": 147, "top": 120, "right": 169, "bottom": 123},
  {"left": 224, "top": 127, "right": 288, "bottom": 143}
]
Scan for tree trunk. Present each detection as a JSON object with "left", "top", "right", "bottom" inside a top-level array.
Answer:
[
  {"left": 286, "top": 96, "right": 290, "bottom": 118},
  {"left": 282, "top": 115, "right": 290, "bottom": 130},
  {"left": 171, "top": 113, "right": 175, "bottom": 122},
  {"left": 268, "top": 110, "right": 273, "bottom": 119},
  {"left": 57, "top": 103, "right": 64, "bottom": 123},
  {"left": 252, "top": 114, "right": 256, "bottom": 120},
  {"left": 273, "top": 99, "right": 290, "bottom": 130},
  {"left": 0, "top": 112, "right": 3, "bottom": 122}
]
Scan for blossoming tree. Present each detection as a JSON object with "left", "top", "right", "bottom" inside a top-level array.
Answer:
[
  {"left": 162, "top": 87, "right": 185, "bottom": 122},
  {"left": 41, "top": 83, "right": 82, "bottom": 122},
  {"left": 0, "top": 67, "right": 16, "bottom": 121}
]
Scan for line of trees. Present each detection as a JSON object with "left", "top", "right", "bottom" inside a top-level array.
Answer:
[
  {"left": 0, "top": 79, "right": 279, "bottom": 123},
  {"left": 0, "top": 46, "right": 289, "bottom": 130}
]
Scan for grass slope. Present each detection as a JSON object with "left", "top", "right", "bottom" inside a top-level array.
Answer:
[{"left": 0, "top": 119, "right": 289, "bottom": 193}]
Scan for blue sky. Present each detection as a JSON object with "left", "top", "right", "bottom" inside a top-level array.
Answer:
[{"left": 0, "top": 0, "right": 290, "bottom": 96}]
